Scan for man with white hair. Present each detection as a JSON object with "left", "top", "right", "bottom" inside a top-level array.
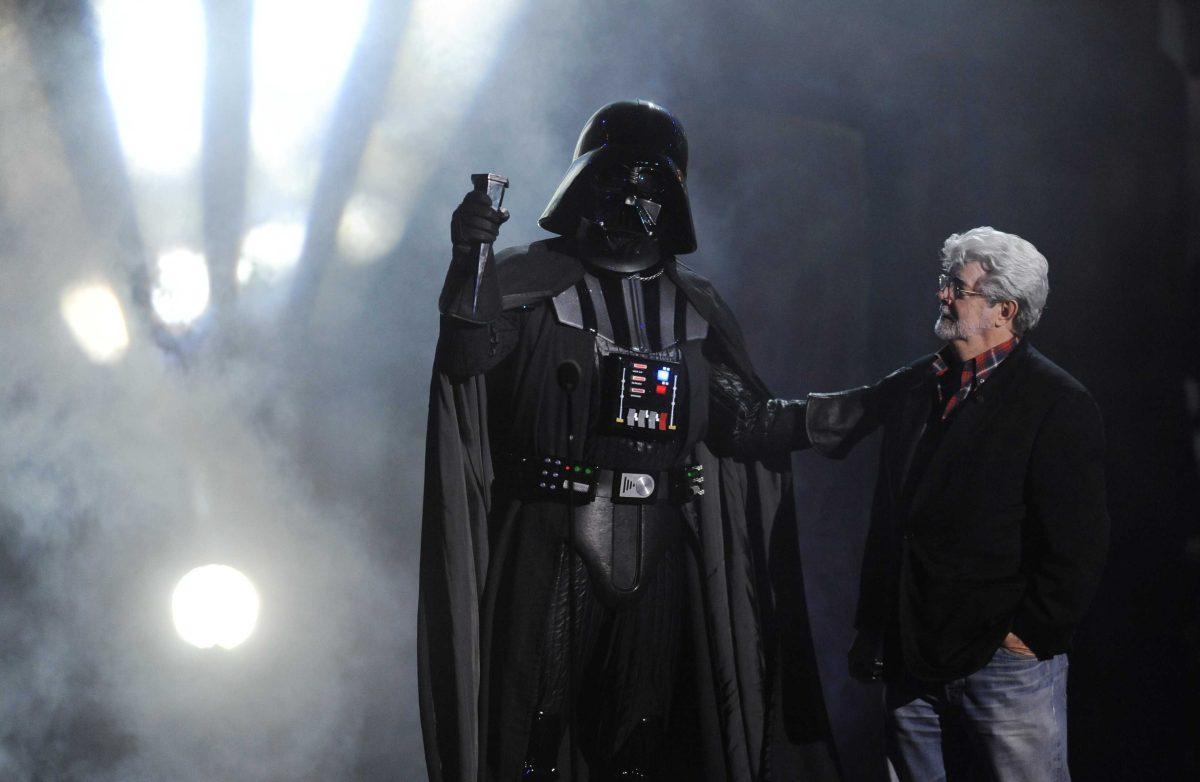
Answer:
[{"left": 805, "top": 227, "right": 1109, "bottom": 780}]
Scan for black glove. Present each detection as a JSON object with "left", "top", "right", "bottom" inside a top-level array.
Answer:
[
  {"left": 847, "top": 630, "right": 884, "bottom": 683},
  {"left": 450, "top": 190, "right": 509, "bottom": 251}
]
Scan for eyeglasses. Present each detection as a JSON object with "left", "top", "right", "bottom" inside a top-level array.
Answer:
[{"left": 937, "top": 273, "right": 989, "bottom": 300}]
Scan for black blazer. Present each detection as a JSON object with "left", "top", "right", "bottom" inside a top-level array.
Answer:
[{"left": 808, "top": 341, "right": 1109, "bottom": 681}]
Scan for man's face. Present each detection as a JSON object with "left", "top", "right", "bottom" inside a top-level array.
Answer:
[{"left": 934, "top": 261, "right": 998, "bottom": 342}]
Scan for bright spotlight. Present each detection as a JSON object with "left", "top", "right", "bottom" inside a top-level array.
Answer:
[
  {"left": 60, "top": 282, "right": 131, "bottom": 364},
  {"left": 94, "top": 0, "right": 206, "bottom": 175},
  {"left": 171, "top": 564, "right": 260, "bottom": 650},
  {"left": 151, "top": 248, "right": 210, "bottom": 327},
  {"left": 237, "top": 221, "right": 306, "bottom": 285}
]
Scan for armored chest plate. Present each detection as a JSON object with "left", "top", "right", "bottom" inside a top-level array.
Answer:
[
  {"left": 550, "top": 269, "right": 709, "bottom": 350},
  {"left": 551, "top": 267, "right": 705, "bottom": 444}
]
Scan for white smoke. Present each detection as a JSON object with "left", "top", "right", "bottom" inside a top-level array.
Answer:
[
  {"left": 0, "top": 13, "right": 420, "bottom": 779},
  {"left": 0, "top": 275, "right": 421, "bottom": 780}
]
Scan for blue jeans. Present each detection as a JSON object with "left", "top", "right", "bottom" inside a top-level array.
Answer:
[{"left": 885, "top": 648, "right": 1069, "bottom": 782}]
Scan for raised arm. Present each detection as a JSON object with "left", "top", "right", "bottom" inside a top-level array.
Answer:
[{"left": 435, "top": 191, "right": 520, "bottom": 380}]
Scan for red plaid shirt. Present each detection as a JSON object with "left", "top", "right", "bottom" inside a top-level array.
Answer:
[{"left": 932, "top": 338, "right": 1018, "bottom": 421}]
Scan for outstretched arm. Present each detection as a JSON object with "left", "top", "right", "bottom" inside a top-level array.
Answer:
[
  {"left": 707, "top": 360, "right": 810, "bottom": 458},
  {"left": 804, "top": 384, "right": 887, "bottom": 459},
  {"left": 707, "top": 359, "right": 899, "bottom": 460}
]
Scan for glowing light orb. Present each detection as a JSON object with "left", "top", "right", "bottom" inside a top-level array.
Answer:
[
  {"left": 151, "top": 248, "right": 210, "bottom": 327},
  {"left": 94, "top": 0, "right": 206, "bottom": 175},
  {"left": 237, "top": 221, "right": 306, "bottom": 285},
  {"left": 336, "top": 195, "right": 400, "bottom": 264},
  {"left": 171, "top": 564, "right": 260, "bottom": 650},
  {"left": 60, "top": 282, "right": 131, "bottom": 364}
]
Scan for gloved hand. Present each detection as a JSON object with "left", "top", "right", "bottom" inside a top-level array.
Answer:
[
  {"left": 450, "top": 190, "right": 509, "bottom": 251},
  {"left": 441, "top": 190, "right": 508, "bottom": 321},
  {"left": 847, "top": 630, "right": 885, "bottom": 682}
]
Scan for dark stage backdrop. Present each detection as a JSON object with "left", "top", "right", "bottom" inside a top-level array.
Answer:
[{"left": 0, "top": 1, "right": 1197, "bottom": 780}]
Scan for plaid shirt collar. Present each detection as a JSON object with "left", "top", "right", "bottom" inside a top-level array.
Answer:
[{"left": 931, "top": 337, "right": 1019, "bottom": 420}]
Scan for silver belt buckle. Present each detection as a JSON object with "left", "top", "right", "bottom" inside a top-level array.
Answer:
[{"left": 616, "top": 472, "right": 657, "bottom": 503}]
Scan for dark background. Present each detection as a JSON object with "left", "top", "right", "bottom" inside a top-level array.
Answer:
[{"left": 1, "top": 0, "right": 1198, "bottom": 779}]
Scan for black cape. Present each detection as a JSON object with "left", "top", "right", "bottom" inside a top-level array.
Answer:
[{"left": 418, "top": 239, "right": 840, "bottom": 781}]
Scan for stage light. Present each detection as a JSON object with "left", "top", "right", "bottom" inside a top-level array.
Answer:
[
  {"left": 94, "top": 0, "right": 206, "bottom": 176},
  {"left": 336, "top": 194, "right": 401, "bottom": 263},
  {"left": 151, "top": 248, "right": 210, "bottom": 328},
  {"left": 237, "top": 221, "right": 306, "bottom": 285},
  {"left": 171, "top": 564, "right": 260, "bottom": 650},
  {"left": 249, "top": 0, "right": 370, "bottom": 180},
  {"left": 60, "top": 282, "right": 131, "bottom": 364}
]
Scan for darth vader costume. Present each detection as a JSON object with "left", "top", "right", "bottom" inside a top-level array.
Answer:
[{"left": 418, "top": 101, "right": 840, "bottom": 781}]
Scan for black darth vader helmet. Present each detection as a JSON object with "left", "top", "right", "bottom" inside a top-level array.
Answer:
[{"left": 539, "top": 100, "right": 697, "bottom": 255}]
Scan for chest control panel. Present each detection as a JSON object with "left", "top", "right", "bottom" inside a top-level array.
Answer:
[{"left": 600, "top": 353, "right": 684, "bottom": 440}]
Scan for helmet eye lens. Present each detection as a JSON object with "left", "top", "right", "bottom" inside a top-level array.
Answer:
[
  {"left": 628, "top": 164, "right": 669, "bottom": 196},
  {"left": 593, "top": 161, "right": 670, "bottom": 199}
]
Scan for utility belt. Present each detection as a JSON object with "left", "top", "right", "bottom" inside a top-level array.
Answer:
[
  {"left": 498, "top": 454, "right": 707, "bottom": 607},
  {"left": 498, "top": 454, "right": 705, "bottom": 506}
]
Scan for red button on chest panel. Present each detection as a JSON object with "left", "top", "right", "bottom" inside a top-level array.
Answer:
[{"left": 601, "top": 354, "right": 684, "bottom": 440}]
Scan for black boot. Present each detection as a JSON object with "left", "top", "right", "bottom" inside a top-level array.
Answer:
[{"left": 521, "top": 710, "right": 564, "bottom": 781}]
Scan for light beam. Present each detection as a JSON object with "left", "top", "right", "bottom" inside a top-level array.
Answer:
[
  {"left": 94, "top": 0, "right": 207, "bottom": 176},
  {"left": 336, "top": 0, "right": 526, "bottom": 262},
  {"left": 249, "top": 0, "right": 371, "bottom": 193}
]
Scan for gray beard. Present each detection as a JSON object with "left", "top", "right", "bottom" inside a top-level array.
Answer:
[
  {"left": 935, "top": 311, "right": 992, "bottom": 343},
  {"left": 934, "top": 313, "right": 971, "bottom": 341}
]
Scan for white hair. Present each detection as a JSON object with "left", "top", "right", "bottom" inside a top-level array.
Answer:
[{"left": 940, "top": 226, "right": 1049, "bottom": 335}]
